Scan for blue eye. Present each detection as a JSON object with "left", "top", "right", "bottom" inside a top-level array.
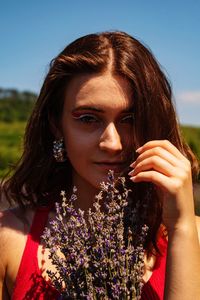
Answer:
[
  {"left": 121, "top": 114, "right": 134, "bottom": 123},
  {"left": 75, "top": 114, "right": 99, "bottom": 123}
]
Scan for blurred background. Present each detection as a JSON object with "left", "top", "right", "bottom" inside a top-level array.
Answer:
[{"left": 0, "top": 0, "right": 199, "bottom": 211}]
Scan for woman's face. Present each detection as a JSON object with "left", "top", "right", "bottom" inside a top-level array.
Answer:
[{"left": 61, "top": 72, "right": 134, "bottom": 191}]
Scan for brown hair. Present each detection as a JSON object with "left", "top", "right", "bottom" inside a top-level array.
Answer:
[{"left": 1, "top": 31, "right": 199, "bottom": 251}]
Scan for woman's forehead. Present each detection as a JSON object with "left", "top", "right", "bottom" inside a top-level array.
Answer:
[{"left": 64, "top": 73, "right": 133, "bottom": 111}]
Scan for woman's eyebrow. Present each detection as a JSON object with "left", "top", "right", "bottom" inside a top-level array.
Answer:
[
  {"left": 72, "top": 105, "right": 134, "bottom": 113},
  {"left": 72, "top": 106, "right": 104, "bottom": 113}
]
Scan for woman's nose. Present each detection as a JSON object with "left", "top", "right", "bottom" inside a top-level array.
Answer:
[{"left": 99, "top": 123, "right": 123, "bottom": 153}]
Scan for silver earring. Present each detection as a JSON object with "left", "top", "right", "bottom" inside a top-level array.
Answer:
[{"left": 53, "top": 138, "right": 67, "bottom": 162}]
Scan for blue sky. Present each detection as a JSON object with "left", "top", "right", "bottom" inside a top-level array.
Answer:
[{"left": 0, "top": 0, "right": 200, "bottom": 125}]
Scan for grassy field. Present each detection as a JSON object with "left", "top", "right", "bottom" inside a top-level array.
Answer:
[
  {"left": 0, "top": 121, "right": 26, "bottom": 177},
  {"left": 0, "top": 121, "right": 200, "bottom": 214}
]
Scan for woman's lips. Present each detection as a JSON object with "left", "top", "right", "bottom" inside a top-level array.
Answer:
[{"left": 94, "top": 162, "right": 127, "bottom": 172}]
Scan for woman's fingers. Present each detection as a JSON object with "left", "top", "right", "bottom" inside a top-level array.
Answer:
[
  {"left": 130, "top": 169, "right": 172, "bottom": 190},
  {"left": 130, "top": 146, "right": 181, "bottom": 169},
  {"left": 129, "top": 139, "right": 192, "bottom": 194},
  {"left": 129, "top": 168, "right": 190, "bottom": 195},
  {"left": 129, "top": 155, "right": 175, "bottom": 177},
  {"left": 136, "top": 140, "right": 187, "bottom": 161}
]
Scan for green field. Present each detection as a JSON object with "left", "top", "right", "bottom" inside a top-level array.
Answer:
[
  {"left": 0, "top": 122, "right": 26, "bottom": 178},
  {"left": 0, "top": 121, "right": 200, "bottom": 214}
]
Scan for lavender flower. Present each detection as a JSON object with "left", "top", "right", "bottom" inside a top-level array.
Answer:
[{"left": 42, "top": 171, "right": 148, "bottom": 299}]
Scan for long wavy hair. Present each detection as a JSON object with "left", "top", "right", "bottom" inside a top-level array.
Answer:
[{"left": 1, "top": 31, "right": 199, "bottom": 252}]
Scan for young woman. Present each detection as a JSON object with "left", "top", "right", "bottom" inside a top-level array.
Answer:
[{"left": 0, "top": 31, "right": 200, "bottom": 300}]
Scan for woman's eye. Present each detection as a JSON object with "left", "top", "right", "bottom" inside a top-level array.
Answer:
[
  {"left": 74, "top": 114, "right": 99, "bottom": 123},
  {"left": 120, "top": 114, "right": 134, "bottom": 123}
]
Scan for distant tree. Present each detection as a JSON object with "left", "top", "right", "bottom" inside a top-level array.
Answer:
[{"left": 0, "top": 87, "right": 37, "bottom": 122}]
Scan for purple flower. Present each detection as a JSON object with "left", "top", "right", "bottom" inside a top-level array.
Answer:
[{"left": 42, "top": 170, "right": 148, "bottom": 299}]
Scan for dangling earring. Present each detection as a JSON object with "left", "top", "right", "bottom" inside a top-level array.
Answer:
[{"left": 53, "top": 138, "right": 67, "bottom": 162}]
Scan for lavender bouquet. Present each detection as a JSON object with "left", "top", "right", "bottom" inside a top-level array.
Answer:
[{"left": 42, "top": 171, "right": 148, "bottom": 299}]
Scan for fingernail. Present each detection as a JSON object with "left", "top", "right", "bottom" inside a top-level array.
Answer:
[
  {"left": 130, "top": 161, "right": 136, "bottom": 167},
  {"left": 130, "top": 176, "right": 136, "bottom": 182},
  {"left": 128, "top": 170, "right": 134, "bottom": 176},
  {"left": 136, "top": 147, "right": 142, "bottom": 153}
]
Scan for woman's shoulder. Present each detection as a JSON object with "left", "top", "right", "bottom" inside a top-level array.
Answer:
[
  {"left": 0, "top": 206, "right": 36, "bottom": 296},
  {"left": 0, "top": 206, "right": 35, "bottom": 262}
]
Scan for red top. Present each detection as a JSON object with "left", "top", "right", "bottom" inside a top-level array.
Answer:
[{"left": 12, "top": 207, "right": 167, "bottom": 300}]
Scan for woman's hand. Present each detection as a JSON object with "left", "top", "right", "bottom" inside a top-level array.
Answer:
[{"left": 128, "top": 139, "right": 195, "bottom": 232}]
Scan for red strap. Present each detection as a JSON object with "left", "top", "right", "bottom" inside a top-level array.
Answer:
[
  {"left": 12, "top": 206, "right": 56, "bottom": 299},
  {"left": 142, "top": 234, "right": 167, "bottom": 299}
]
